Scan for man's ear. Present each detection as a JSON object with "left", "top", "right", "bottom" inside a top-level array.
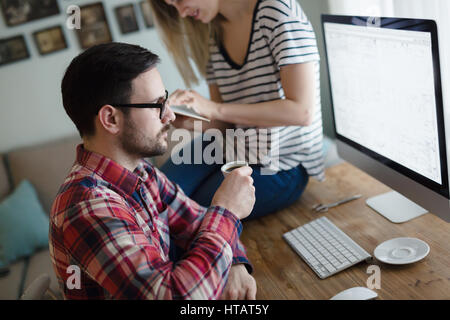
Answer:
[{"left": 97, "top": 105, "right": 122, "bottom": 135}]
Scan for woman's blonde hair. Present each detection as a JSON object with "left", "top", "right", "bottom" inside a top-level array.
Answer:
[{"left": 148, "top": 0, "right": 222, "bottom": 87}]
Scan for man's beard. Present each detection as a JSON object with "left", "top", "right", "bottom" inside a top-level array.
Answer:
[{"left": 119, "top": 116, "right": 170, "bottom": 159}]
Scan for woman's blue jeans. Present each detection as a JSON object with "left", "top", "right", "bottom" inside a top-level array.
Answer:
[{"left": 160, "top": 137, "right": 309, "bottom": 221}]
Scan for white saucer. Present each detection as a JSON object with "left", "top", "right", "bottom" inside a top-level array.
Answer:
[{"left": 374, "top": 237, "right": 430, "bottom": 265}]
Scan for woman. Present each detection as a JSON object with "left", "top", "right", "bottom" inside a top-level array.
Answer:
[{"left": 150, "top": 0, "right": 324, "bottom": 220}]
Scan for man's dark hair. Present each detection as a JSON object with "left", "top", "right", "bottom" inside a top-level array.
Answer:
[{"left": 61, "top": 42, "right": 160, "bottom": 137}]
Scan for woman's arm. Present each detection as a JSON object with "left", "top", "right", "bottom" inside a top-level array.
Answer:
[
  {"left": 177, "top": 62, "right": 317, "bottom": 128},
  {"left": 216, "top": 62, "right": 316, "bottom": 127},
  {"left": 170, "top": 84, "right": 233, "bottom": 133},
  {"left": 206, "top": 84, "right": 234, "bottom": 132}
]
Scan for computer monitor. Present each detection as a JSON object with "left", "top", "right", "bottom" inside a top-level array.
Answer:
[{"left": 321, "top": 15, "right": 450, "bottom": 223}]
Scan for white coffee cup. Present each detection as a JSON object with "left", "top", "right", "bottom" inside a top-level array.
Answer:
[{"left": 221, "top": 161, "right": 249, "bottom": 177}]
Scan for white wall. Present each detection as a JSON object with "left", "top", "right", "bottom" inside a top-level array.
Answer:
[{"left": 0, "top": 0, "right": 208, "bottom": 153}]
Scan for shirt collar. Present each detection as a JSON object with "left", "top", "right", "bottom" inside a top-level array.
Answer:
[{"left": 76, "top": 144, "right": 149, "bottom": 195}]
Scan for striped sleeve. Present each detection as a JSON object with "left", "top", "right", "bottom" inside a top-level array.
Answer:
[
  {"left": 258, "top": 0, "right": 320, "bottom": 67},
  {"left": 206, "top": 41, "right": 217, "bottom": 84}
]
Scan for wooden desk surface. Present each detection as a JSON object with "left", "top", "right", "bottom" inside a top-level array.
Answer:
[{"left": 241, "top": 162, "right": 450, "bottom": 300}]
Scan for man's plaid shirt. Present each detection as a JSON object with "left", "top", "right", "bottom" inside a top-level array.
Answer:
[{"left": 49, "top": 145, "right": 252, "bottom": 299}]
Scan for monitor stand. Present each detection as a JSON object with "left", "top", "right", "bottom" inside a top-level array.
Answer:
[{"left": 366, "top": 191, "right": 428, "bottom": 223}]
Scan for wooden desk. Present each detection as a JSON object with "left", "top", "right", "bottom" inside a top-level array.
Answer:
[{"left": 241, "top": 162, "right": 450, "bottom": 299}]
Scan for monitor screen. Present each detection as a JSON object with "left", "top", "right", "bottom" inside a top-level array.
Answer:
[{"left": 322, "top": 16, "right": 449, "bottom": 198}]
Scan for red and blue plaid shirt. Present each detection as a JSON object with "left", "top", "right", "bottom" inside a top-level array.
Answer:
[{"left": 49, "top": 145, "right": 252, "bottom": 299}]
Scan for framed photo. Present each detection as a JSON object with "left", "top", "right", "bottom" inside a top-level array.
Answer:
[
  {"left": 115, "top": 4, "right": 139, "bottom": 34},
  {"left": 75, "top": 2, "right": 112, "bottom": 49},
  {"left": 33, "top": 25, "right": 67, "bottom": 55},
  {"left": 0, "top": 35, "right": 30, "bottom": 66},
  {"left": 139, "top": 1, "right": 154, "bottom": 28},
  {"left": 0, "top": 0, "right": 60, "bottom": 27}
]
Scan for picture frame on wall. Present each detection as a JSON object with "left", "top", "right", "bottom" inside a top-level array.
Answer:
[
  {"left": 115, "top": 4, "right": 139, "bottom": 34},
  {"left": 33, "top": 26, "right": 67, "bottom": 56},
  {"left": 0, "top": 35, "right": 30, "bottom": 66},
  {"left": 140, "top": 1, "right": 155, "bottom": 28},
  {"left": 75, "top": 2, "right": 113, "bottom": 49},
  {"left": 0, "top": 0, "right": 60, "bottom": 27}
]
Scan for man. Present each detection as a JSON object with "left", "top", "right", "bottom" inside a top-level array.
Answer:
[{"left": 50, "top": 42, "right": 256, "bottom": 299}]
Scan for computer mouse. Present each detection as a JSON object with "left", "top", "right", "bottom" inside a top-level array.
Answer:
[{"left": 330, "top": 287, "right": 378, "bottom": 300}]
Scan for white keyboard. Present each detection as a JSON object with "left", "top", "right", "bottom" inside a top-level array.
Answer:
[{"left": 283, "top": 217, "right": 371, "bottom": 279}]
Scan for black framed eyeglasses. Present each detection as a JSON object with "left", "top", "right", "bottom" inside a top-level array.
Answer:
[{"left": 112, "top": 90, "right": 168, "bottom": 119}]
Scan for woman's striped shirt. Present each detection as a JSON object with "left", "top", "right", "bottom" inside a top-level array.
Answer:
[{"left": 206, "top": 0, "right": 324, "bottom": 180}]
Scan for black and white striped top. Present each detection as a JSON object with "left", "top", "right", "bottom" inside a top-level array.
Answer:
[{"left": 206, "top": 0, "right": 324, "bottom": 180}]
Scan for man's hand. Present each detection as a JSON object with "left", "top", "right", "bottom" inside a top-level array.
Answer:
[
  {"left": 211, "top": 166, "right": 255, "bottom": 220},
  {"left": 221, "top": 264, "right": 257, "bottom": 300}
]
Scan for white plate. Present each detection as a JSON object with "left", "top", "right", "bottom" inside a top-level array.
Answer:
[
  {"left": 374, "top": 237, "right": 430, "bottom": 265},
  {"left": 171, "top": 105, "right": 210, "bottom": 122}
]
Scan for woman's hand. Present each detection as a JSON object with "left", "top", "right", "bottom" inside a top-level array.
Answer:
[
  {"left": 171, "top": 114, "right": 195, "bottom": 130},
  {"left": 169, "top": 89, "right": 220, "bottom": 120}
]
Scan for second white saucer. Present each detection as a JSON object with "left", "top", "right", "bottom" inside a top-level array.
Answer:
[{"left": 374, "top": 237, "right": 430, "bottom": 265}]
